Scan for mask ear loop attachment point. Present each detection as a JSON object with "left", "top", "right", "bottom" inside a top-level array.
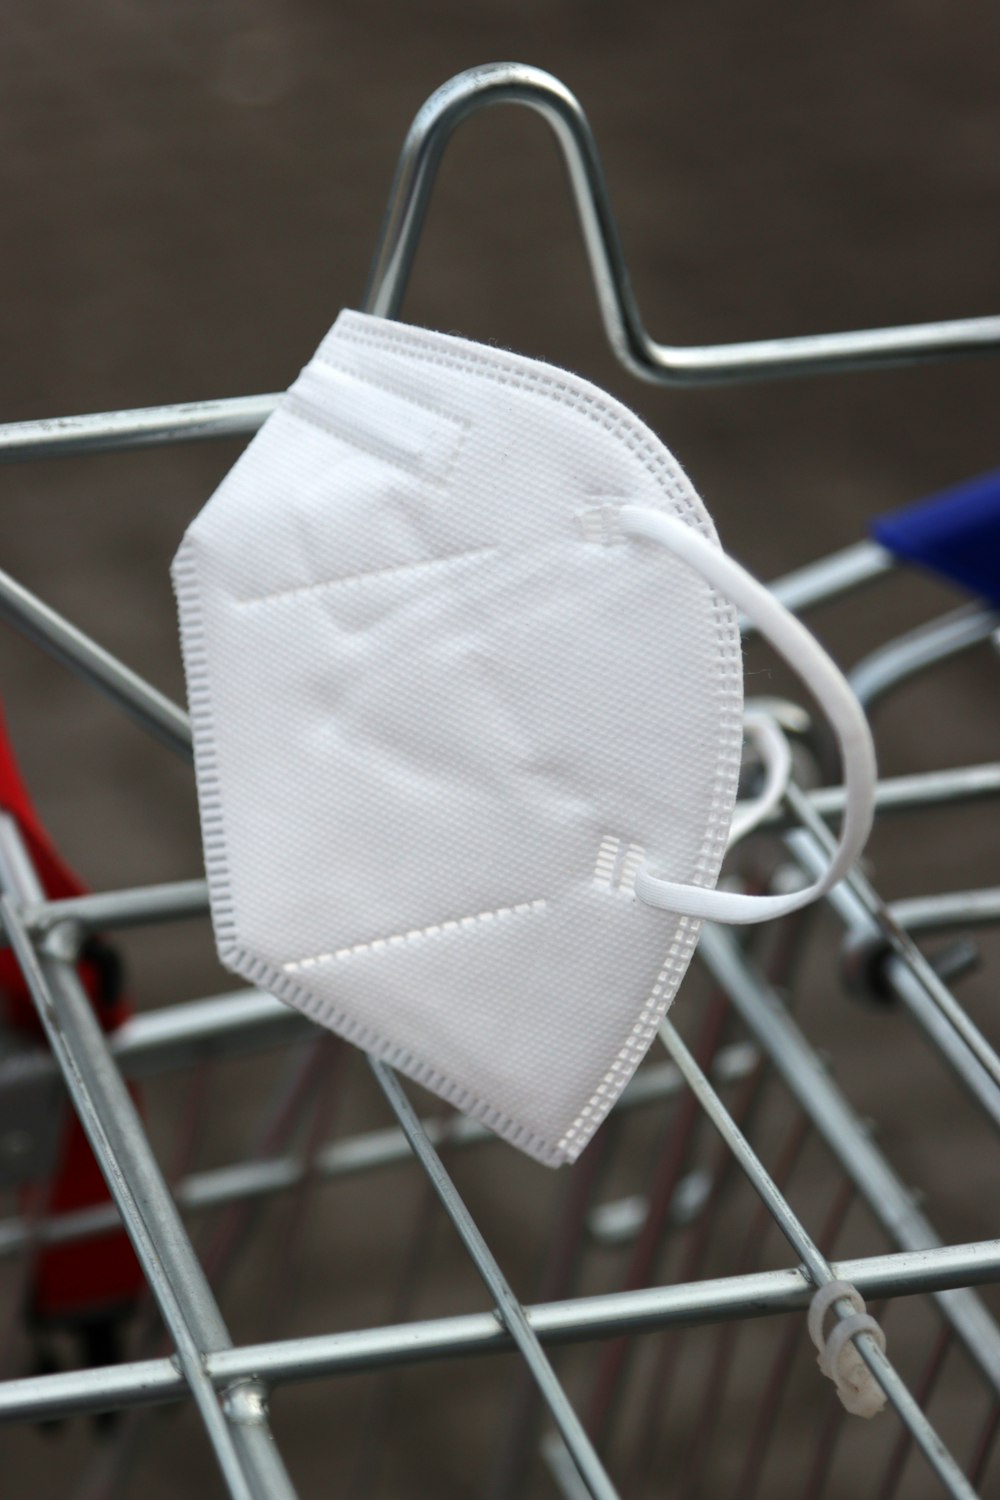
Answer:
[{"left": 619, "top": 505, "right": 878, "bottom": 926}]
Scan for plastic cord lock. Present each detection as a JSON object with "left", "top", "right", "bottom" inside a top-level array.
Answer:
[{"left": 807, "top": 1278, "right": 888, "bottom": 1419}]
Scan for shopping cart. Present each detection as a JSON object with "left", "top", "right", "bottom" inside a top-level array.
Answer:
[{"left": 0, "top": 61, "right": 998, "bottom": 1500}]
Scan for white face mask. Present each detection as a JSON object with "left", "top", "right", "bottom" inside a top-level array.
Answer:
[{"left": 173, "top": 311, "right": 875, "bottom": 1167}]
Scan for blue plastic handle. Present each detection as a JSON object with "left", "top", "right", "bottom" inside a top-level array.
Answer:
[{"left": 872, "top": 469, "right": 1000, "bottom": 606}]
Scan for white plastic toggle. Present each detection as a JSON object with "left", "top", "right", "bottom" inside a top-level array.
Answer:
[{"left": 807, "top": 1279, "right": 888, "bottom": 1419}]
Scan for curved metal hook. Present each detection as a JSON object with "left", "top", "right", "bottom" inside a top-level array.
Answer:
[
  {"left": 3, "top": 61, "right": 1000, "bottom": 462},
  {"left": 362, "top": 63, "right": 648, "bottom": 376},
  {"left": 363, "top": 62, "right": 1000, "bottom": 386}
]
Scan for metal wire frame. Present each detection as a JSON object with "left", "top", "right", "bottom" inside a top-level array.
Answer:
[
  {"left": 0, "top": 1240, "right": 996, "bottom": 1428},
  {"left": 0, "top": 1046, "right": 761, "bottom": 1260},
  {"left": 849, "top": 605, "right": 1000, "bottom": 713},
  {"left": 1, "top": 568, "right": 998, "bottom": 1499},
  {"left": 0, "top": 819, "right": 299, "bottom": 1500},
  {"left": 0, "top": 58, "right": 998, "bottom": 1500},
  {"left": 3, "top": 61, "right": 1000, "bottom": 467},
  {"left": 0, "top": 610, "right": 997, "bottom": 1496},
  {"left": 2, "top": 858, "right": 999, "bottom": 1498}
]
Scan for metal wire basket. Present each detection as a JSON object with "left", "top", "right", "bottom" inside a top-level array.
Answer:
[{"left": 0, "top": 62, "right": 997, "bottom": 1500}]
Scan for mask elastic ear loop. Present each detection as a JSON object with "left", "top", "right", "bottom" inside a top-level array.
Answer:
[
  {"left": 728, "top": 708, "right": 793, "bottom": 850},
  {"left": 619, "top": 505, "right": 877, "bottom": 925}
]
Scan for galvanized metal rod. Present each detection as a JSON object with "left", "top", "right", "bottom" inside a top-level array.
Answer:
[
  {"left": 849, "top": 604, "right": 1000, "bottom": 712},
  {"left": 657, "top": 1015, "right": 977, "bottom": 1500},
  {"left": 787, "top": 781, "right": 1000, "bottom": 1096},
  {"left": 697, "top": 922, "right": 1000, "bottom": 1395},
  {"left": 882, "top": 953, "right": 1000, "bottom": 1137},
  {"left": 364, "top": 63, "right": 1000, "bottom": 385},
  {"left": 0, "top": 988, "right": 303, "bottom": 1101},
  {"left": 24, "top": 878, "right": 209, "bottom": 936},
  {"left": 743, "top": 543, "right": 893, "bottom": 630},
  {"left": 1, "top": 1240, "right": 996, "bottom": 1428},
  {"left": 0, "top": 979, "right": 739, "bottom": 1094},
  {"left": 0, "top": 564, "right": 191, "bottom": 755},
  {"left": 368, "top": 1057, "right": 620, "bottom": 1500},
  {"left": 658, "top": 1018, "right": 847, "bottom": 1288},
  {"left": 792, "top": 827, "right": 1000, "bottom": 1135},
  {"left": 3, "top": 60, "right": 1000, "bottom": 464},
  {"left": 754, "top": 539, "right": 893, "bottom": 623},
  {"left": 0, "top": 821, "right": 299, "bottom": 1500},
  {"left": 0, "top": 1048, "right": 757, "bottom": 1259},
  {"left": 0, "top": 900, "right": 265, "bottom": 1499},
  {"left": 106, "top": 986, "right": 301, "bottom": 1073},
  {"left": 792, "top": 762, "right": 1000, "bottom": 826},
  {"left": 1, "top": 759, "right": 995, "bottom": 946},
  {"left": 888, "top": 888, "right": 1000, "bottom": 937},
  {"left": 0, "top": 393, "right": 278, "bottom": 463}
]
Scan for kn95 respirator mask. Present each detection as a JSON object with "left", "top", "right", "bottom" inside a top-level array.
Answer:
[{"left": 172, "top": 311, "right": 876, "bottom": 1167}]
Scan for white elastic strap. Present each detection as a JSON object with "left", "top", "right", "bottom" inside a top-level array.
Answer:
[
  {"left": 807, "top": 1279, "right": 888, "bottom": 1419},
  {"left": 728, "top": 708, "right": 793, "bottom": 850},
  {"left": 620, "top": 506, "right": 877, "bottom": 924}
]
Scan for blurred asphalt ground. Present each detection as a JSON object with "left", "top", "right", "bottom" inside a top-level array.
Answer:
[{"left": 1, "top": 4, "right": 999, "bottom": 1496}]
